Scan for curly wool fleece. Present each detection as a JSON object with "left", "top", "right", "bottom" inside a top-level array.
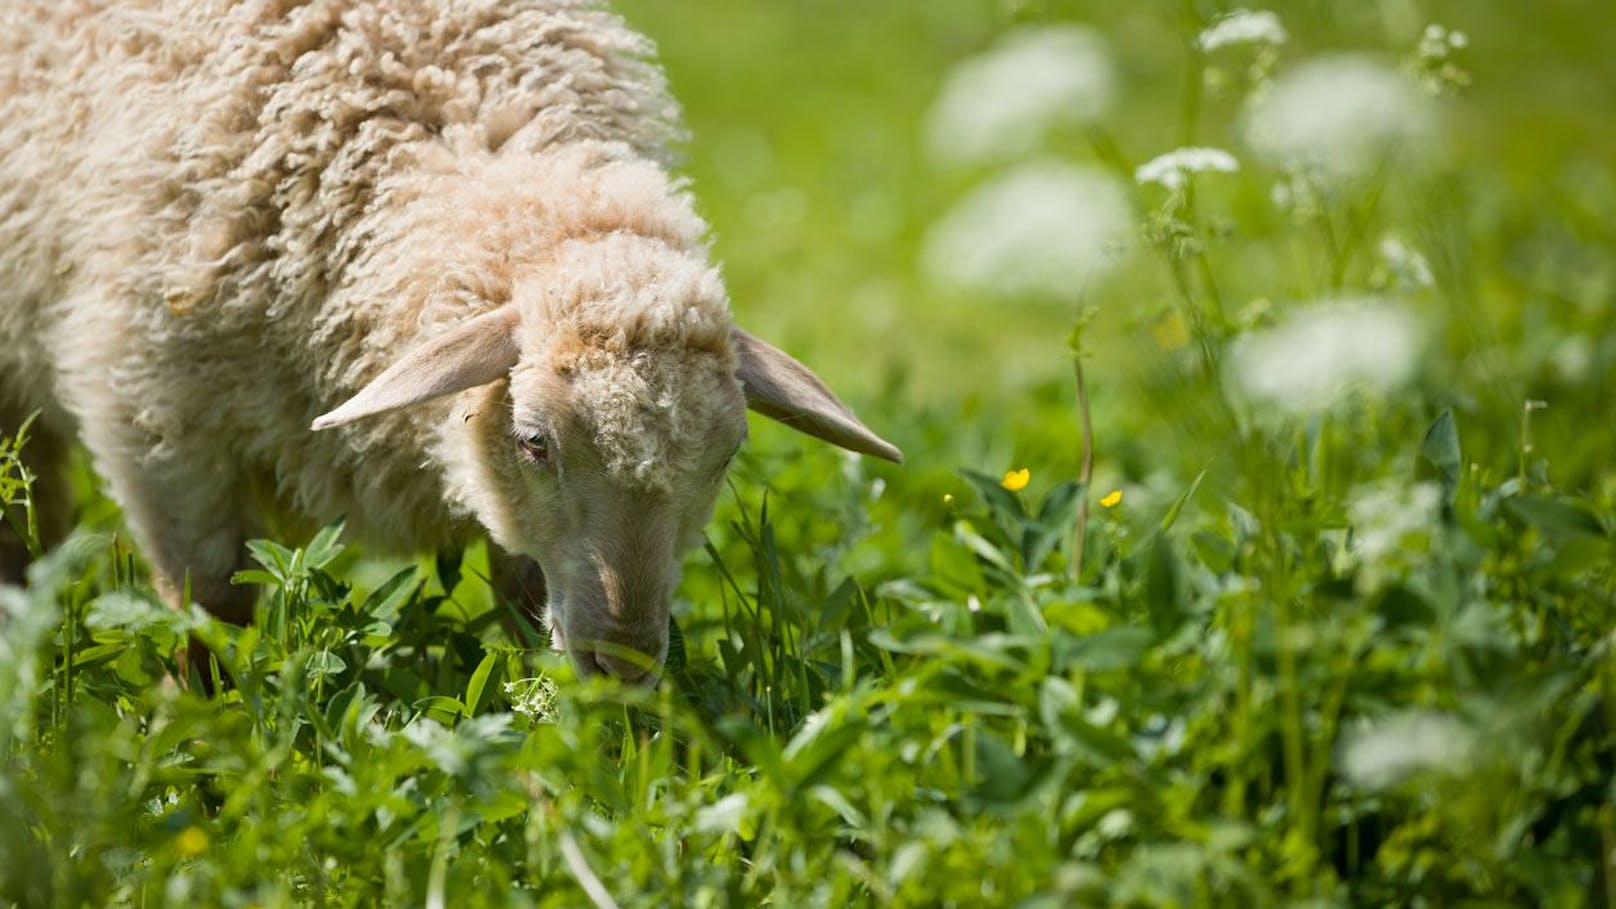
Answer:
[{"left": 0, "top": 0, "right": 731, "bottom": 547}]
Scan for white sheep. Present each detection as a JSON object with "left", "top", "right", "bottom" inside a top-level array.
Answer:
[{"left": 0, "top": 0, "right": 900, "bottom": 682}]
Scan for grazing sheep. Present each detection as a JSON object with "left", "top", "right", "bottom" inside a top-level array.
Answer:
[{"left": 0, "top": 0, "right": 900, "bottom": 682}]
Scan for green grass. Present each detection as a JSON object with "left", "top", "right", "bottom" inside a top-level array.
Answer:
[{"left": 4, "top": 2, "right": 1616, "bottom": 906}]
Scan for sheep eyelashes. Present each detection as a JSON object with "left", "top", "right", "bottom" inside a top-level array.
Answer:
[{"left": 0, "top": 1, "right": 899, "bottom": 684}]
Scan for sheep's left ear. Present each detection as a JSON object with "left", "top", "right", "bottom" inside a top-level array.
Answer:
[
  {"left": 312, "top": 306, "right": 521, "bottom": 430},
  {"left": 731, "top": 327, "right": 902, "bottom": 463}
]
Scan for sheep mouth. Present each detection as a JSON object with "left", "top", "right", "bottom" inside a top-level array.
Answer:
[{"left": 570, "top": 639, "right": 664, "bottom": 685}]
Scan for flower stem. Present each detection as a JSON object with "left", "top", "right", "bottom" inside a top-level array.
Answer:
[{"left": 1071, "top": 353, "right": 1094, "bottom": 581}]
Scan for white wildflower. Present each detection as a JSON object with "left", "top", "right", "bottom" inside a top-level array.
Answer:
[
  {"left": 1244, "top": 55, "right": 1436, "bottom": 179},
  {"left": 1348, "top": 479, "right": 1442, "bottom": 563},
  {"left": 1378, "top": 236, "right": 1436, "bottom": 290},
  {"left": 1412, "top": 23, "right": 1472, "bottom": 95},
  {"left": 927, "top": 26, "right": 1116, "bottom": 166},
  {"left": 923, "top": 162, "right": 1133, "bottom": 299},
  {"left": 1552, "top": 335, "right": 1591, "bottom": 383},
  {"left": 504, "top": 675, "right": 559, "bottom": 723},
  {"left": 694, "top": 793, "right": 750, "bottom": 836},
  {"left": 1198, "top": 9, "right": 1288, "bottom": 51},
  {"left": 1418, "top": 23, "right": 1469, "bottom": 58},
  {"left": 1339, "top": 710, "right": 1477, "bottom": 790},
  {"left": 1227, "top": 298, "right": 1423, "bottom": 413},
  {"left": 1135, "top": 146, "right": 1240, "bottom": 191}
]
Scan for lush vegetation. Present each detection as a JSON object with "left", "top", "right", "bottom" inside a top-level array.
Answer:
[{"left": 4, "top": 2, "right": 1614, "bottom": 906}]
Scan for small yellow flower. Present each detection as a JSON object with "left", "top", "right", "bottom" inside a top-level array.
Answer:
[
  {"left": 1099, "top": 489, "right": 1123, "bottom": 508},
  {"left": 1153, "top": 311, "right": 1190, "bottom": 350},
  {"left": 943, "top": 493, "right": 955, "bottom": 506},
  {"left": 175, "top": 826, "right": 208, "bottom": 857},
  {"left": 1001, "top": 468, "right": 1031, "bottom": 492}
]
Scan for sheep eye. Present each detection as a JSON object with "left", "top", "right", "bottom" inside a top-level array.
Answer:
[{"left": 517, "top": 433, "right": 551, "bottom": 465}]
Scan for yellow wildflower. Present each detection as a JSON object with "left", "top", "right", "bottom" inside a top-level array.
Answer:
[
  {"left": 1001, "top": 468, "right": 1031, "bottom": 492},
  {"left": 1099, "top": 489, "right": 1123, "bottom": 508},
  {"left": 943, "top": 493, "right": 955, "bottom": 506},
  {"left": 1153, "top": 311, "right": 1190, "bottom": 350},
  {"left": 175, "top": 826, "right": 208, "bottom": 857}
]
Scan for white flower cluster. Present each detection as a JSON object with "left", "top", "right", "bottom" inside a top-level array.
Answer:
[
  {"left": 1418, "top": 23, "right": 1469, "bottom": 59},
  {"left": 1197, "top": 9, "right": 1288, "bottom": 52},
  {"left": 1339, "top": 710, "right": 1477, "bottom": 790},
  {"left": 1244, "top": 55, "right": 1435, "bottom": 180},
  {"left": 504, "top": 675, "right": 559, "bottom": 722},
  {"left": 1348, "top": 479, "right": 1443, "bottom": 563},
  {"left": 1135, "top": 146, "right": 1241, "bottom": 191},
  {"left": 922, "top": 162, "right": 1133, "bottom": 299},
  {"left": 1227, "top": 298, "right": 1423, "bottom": 413},
  {"left": 926, "top": 26, "right": 1116, "bottom": 167},
  {"left": 1413, "top": 23, "right": 1472, "bottom": 95},
  {"left": 1377, "top": 236, "right": 1436, "bottom": 291}
]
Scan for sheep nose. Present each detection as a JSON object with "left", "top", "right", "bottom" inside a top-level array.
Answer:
[{"left": 594, "top": 652, "right": 656, "bottom": 684}]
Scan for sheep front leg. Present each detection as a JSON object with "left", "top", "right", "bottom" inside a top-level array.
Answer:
[
  {"left": 83, "top": 425, "right": 255, "bottom": 624},
  {"left": 142, "top": 509, "right": 257, "bottom": 628}
]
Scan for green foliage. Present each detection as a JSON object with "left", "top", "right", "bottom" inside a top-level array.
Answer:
[
  {"left": 0, "top": 414, "right": 41, "bottom": 561},
  {"left": 5, "top": 2, "right": 1616, "bottom": 907}
]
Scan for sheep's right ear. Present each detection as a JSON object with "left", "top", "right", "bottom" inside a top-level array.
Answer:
[{"left": 312, "top": 306, "right": 521, "bottom": 430}]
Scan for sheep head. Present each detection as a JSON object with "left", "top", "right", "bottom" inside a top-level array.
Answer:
[{"left": 312, "top": 236, "right": 899, "bottom": 683}]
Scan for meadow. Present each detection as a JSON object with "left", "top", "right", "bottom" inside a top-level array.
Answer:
[{"left": 3, "top": 1, "right": 1615, "bottom": 906}]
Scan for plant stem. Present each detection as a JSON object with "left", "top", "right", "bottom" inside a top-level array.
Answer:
[
  {"left": 1071, "top": 354, "right": 1094, "bottom": 581},
  {"left": 1520, "top": 399, "right": 1547, "bottom": 486},
  {"left": 1179, "top": 0, "right": 1205, "bottom": 147}
]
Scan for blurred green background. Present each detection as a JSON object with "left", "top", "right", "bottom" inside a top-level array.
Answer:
[{"left": 617, "top": 0, "right": 1615, "bottom": 486}]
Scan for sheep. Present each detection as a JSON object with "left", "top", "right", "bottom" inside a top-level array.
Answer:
[{"left": 0, "top": 0, "right": 900, "bottom": 683}]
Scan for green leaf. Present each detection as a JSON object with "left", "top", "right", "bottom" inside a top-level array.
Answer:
[
  {"left": 1004, "top": 591, "right": 1049, "bottom": 635},
  {"left": 305, "top": 650, "right": 348, "bottom": 681},
  {"left": 954, "top": 520, "right": 1017, "bottom": 576},
  {"left": 1504, "top": 495, "right": 1607, "bottom": 541},
  {"left": 971, "top": 730, "right": 1032, "bottom": 805},
  {"left": 1419, "top": 410, "right": 1461, "bottom": 503},
  {"left": 1038, "top": 676, "right": 1080, "bottom": 734},
  {"left": 463, "top": 651, "right": 499, "bottom": 716},
  {"left": 84, "top": 591, "right": 168, "bottom": 632},
  {"left": 929, "top": 531, "right": 986, "bottom": 596},
  {"left": 245, "top": 539, "right": 295, "bottom": 580},
  {"left": 1158, "top": 468, "right": 1209, "bottom": 534},
  {"left": 1054, "top": 626, "right": 1155, "bottom": 672},
  {"left": 960, "top": 468, "right": 1029, "bottom": 523},
  {"left": 1190, "top": 532, "right": 1236, "bottom": 573},
  {"left": 69, "top": 643, "right": 125, "bottom": 672},
  {"left": 784, "top": 714, "right": 867, "bottom": 792},
  {"left": 1054, "top": 714, "right": 1135, "bottom": 767},
  {"left": 304, "top": 519, "right": 347, "bottom": 570},
  {"left": 1144, "top": 538, "right": 1188, "bottom": 635},
  {"left": 1024, "top": 480, "right": 1083, "bottom": 571},
  {"left": 324, "top": 681, "right": 372, "bottom": 738},
  {"left": 230, "top": 569, "right": 282, "bottom": 589},
  {"left": 361, "top": 567, "right": 420, "bottom": 623},
  {"left": 415, "top": 695, "right": 468, "bottom": 724}
]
